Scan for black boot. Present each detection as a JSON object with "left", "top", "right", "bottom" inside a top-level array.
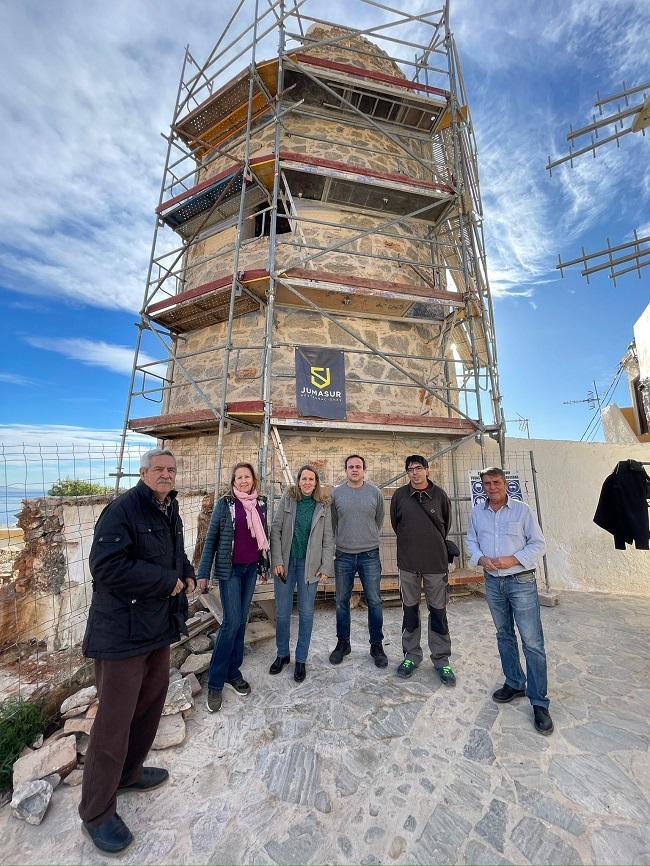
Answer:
[
  {"left": 118, "top": 766, "right": 169, "bottom": 792},
  {"left": 329, "top": 639, "right": 351, "bottom": 665},
  {"left": 294, "top": 662, "right": 306, "bottom": 683},
  {"left": 492, "top": 683, "right": 526, "bottom": 703},
  {"left": 83, "top": 814, "right": 133, "bottom": 854},
  {"left": 533, "top": 706, "right": 554, "bottom": 735},
  {"left": 370, "top": 643, "right": 388, "bottom": 668},
  {"left": 269, "top": 655, "right": 290, "bottom": 675}
]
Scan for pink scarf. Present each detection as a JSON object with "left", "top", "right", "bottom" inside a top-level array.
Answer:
[{"left": 233, "top": 488, "right": 269, "bottom": 551}]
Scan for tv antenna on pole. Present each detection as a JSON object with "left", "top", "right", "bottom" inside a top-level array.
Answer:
[
  {"left": 548, "top": 80, "right": 649, "bottom": 286},
  {"left": 563, "top": 382, "right": 602, "bottom": 412},
  {"left": 504, "top": 414, "right": 530, "bottom": 439}
]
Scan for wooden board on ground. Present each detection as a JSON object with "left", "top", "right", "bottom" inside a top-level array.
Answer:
[
  {"left": 170, "top": 610, "right": 217, "bottom": 649},
  {"left": 197, "top": 588, "right": 223, "bottom": 623}
]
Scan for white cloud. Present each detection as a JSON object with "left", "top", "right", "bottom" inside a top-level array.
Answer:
[
  {"left": 0, "top": 372, "right": 37, "bottom": 386},
  {"left": 0, "top": 424, "right": 148, "bottom": 450},
  {"left": 24, "top": 337, "right": 157, "bottom": 376},
  {"left": 0, "top": 0, "right": 647, "bottom": 316}
]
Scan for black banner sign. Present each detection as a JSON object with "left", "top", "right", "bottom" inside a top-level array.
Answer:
[{"left": 295, "top": 347, "right": 347, "bottom": 420}]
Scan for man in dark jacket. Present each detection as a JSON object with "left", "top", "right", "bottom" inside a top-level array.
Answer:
[
  {"left": 390, "top": 455, "right": 456, "bottom": 686},
  {"left": 79, "top": 448, "right": 195, "bottom": 854}
]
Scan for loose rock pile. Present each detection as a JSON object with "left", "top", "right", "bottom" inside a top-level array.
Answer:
[{"left": 9, "top": 618, "right": 215, "bottom": 826}]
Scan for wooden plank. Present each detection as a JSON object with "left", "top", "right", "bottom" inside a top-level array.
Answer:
[
  {"left": 198, "top": 589, "right": 223, "bottom": 623},
  {"left": 292, "top": 52, "right": 448, "bottom": 98},
  {"left": 286, "top": 268, "right": 463, "bottom": 306},
  {"left": 277, "top": 151, "right": 454, "bottom": 195},
  {"left": 147, "top": 269, "right": 269, "bottom": 314}
]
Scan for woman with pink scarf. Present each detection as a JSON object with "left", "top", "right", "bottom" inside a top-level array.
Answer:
[{"left": 197, "top": 462, "right": 269, "bottom": 713}]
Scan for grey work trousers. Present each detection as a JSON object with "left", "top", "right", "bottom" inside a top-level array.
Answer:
[{"left": 399, "top": 569, "right": 451, "bottom": 668}]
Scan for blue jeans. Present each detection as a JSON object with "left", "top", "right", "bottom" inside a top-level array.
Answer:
[
  {"left": 335, "top": 548, "right": 383, "bottom": 645},
  {"left": 208, "top": 562, "right": 257, "bottom": 691},
  {"left": 485, "top": 573, "right": 549, "bottom": 708},
  {"left": 274, "top": 557, "right": 319, "bottom": 663}
]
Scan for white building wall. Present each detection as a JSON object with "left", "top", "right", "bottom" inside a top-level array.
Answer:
[
  {"left": 494, "top": 438, "right": 650, "bottom": 597},
  {"left": 634, "top": 302, "right": 650, "bottom": 381}
]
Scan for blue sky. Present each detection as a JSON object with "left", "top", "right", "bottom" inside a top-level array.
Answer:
[{"left": 1, "top": 0, "right": 648, "bottom": 453}]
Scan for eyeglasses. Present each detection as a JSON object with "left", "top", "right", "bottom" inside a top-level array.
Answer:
[{"left": 406, "top": 465, "right": 425, "bottom": 473}]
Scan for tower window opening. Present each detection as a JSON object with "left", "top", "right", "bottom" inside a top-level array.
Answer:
[{"left": 255, "top": 200, "right": 292, "bottom": 238}]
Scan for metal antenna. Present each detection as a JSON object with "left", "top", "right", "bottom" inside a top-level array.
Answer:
[
  {"left": 563, "top": 381, "right": 602, "bottom": 411},
  {"left": 546, "top": 80, "right": 649, "bottom": 173}
]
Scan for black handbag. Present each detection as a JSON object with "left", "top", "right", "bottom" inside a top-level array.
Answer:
[{"left": 413, "top": 493, "right": 460, "bottom": 564}]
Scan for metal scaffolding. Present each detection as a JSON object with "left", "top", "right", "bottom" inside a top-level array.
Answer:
[{"left": 115, "top": 0, "right": 505, "bottom": 497}]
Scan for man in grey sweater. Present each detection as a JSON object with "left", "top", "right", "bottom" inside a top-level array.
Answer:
[{"left": 329, "top": 454, "right": 388, "bottom": 667}]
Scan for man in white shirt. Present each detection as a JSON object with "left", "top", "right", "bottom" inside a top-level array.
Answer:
[{"left": 466, "top": 466, "right": 553, "bottom": 735}]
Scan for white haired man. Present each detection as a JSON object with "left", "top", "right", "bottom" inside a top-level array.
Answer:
[
  {"left": 79, "top": 448, "right": 196, "bottom": 853},
  {"left": 467, "top": 466, "right": 552, "bottom": 735}
]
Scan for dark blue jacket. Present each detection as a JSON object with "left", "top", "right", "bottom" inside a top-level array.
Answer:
[
  {"left": 83, "top": 480, "right": 194, "bottom": 659},
  {"left": 198, "top": 493, "right": 269, "bottom": 581}
]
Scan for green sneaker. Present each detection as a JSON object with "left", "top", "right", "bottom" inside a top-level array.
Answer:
[
  {"left": 397, "top": 658, "right": 417, "bottom": 679},
  {"left": 437, "top": 665, "right": 456, "bottom": 687}
]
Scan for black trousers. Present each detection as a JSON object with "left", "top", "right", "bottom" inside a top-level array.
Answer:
[{"left": 78, "top": 645, "right": 170, "bottom": 827}]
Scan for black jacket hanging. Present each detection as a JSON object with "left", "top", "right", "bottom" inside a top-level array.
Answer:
[{"left": 593, "top": 460, "right": 650, "bottom": 550}]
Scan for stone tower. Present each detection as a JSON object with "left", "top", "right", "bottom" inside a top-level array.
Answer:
[{"left": 124, "top": 7, "right": 503, "bottom": 538}]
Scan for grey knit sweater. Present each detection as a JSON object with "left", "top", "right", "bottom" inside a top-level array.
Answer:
[{"left": 331, "top": 482, "right": 384, "bottom": 553}]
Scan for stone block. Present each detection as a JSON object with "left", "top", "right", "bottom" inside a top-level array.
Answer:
[
  {"left": 76, "top": 733, "right": 90, "bottom": 756},
  {"left": 463, "top": 727, "right": 496, "bottom": 764},
  {"left": 60, "top": 686, "right": 96, "bottom": 716},
  {"left": 184, "top": 672, "right": 202, "bottom": 696},
  {"left": 152, "top": 713, "right": 186, "bottom": 750},
  {"left": 162, "top": 678, "right": 193, "bottom": 716},
  {"left": 42, "top": 773, "right": 61, "bottom": 790},
  {"left": 85, "top": 703, "right": 98, "bottom": 719},
  {"left": 11, "top": 779, "right": 53, "bottom": 825},
  {"left": 511, "top": 817, "right": 582, "bottom": 865},
  {"left": 475, "top": 799, "right": 507, "bottom": 853},
  {"left": 180, "top": 652, "right": 212, "bottom": 676},
  {"left": 63, "top": 768, "right": 84, "bottom": 787},
  {"left": 61, "top": 705, "right": 91, "bottom": 720},
  {"left": 63, "top": 717, "right": 94, "bottom": 736},
  {"left": 169, "top": 644, "right": 191, "bottom": 669},
  {"left": 188, "top": 634, "right": 212, "bottom": 653},
  {"left": 13, "top": 735, "right": 77, "bottom": 787}
]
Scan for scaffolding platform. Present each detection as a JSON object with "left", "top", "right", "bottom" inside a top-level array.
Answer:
[
  {"left": 129, "top": 404, "right": 477, "bottom": 439},
  {"left": 157, "top": 168, "right": 267, "bottom": 240},
  {"left": 253, "top": 151, "right": 455, "bottom": 223},
  {"left": 145, "top": 267, "right": 465, "bottom": 332},
  {"left": 146, "top": 270, "right": 266, "bottom": 332},
  {"left": 174, "top": 59, "right": 279, "bottom": 156},
  {"left": 174, "top": 51, "right": 450, "bottom": 157}
]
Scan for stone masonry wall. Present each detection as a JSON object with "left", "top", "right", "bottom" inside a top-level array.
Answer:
[
  {"left": 183, "top": 206, "right": 438, "bottom": 295},
  {"left": 167, "top": 307, "right": 448, "bottom": 418}
]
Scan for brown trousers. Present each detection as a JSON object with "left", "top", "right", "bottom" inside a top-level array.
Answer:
[{"left": 78, "top": 645, "right": 170, "bottom": 827}]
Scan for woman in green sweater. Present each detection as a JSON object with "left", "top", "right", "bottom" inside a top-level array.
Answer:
[{"left": 269, "top": 465, "right": 334, "bottom": 682}]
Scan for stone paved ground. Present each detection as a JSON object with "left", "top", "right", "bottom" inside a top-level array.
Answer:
[{"left": 2, "top": 590, "right": 649, "bottom": 866}]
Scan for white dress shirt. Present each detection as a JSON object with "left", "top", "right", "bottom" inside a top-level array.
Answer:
[{"left": 466, "top": 495, "right": 546, "bottom": 576}]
